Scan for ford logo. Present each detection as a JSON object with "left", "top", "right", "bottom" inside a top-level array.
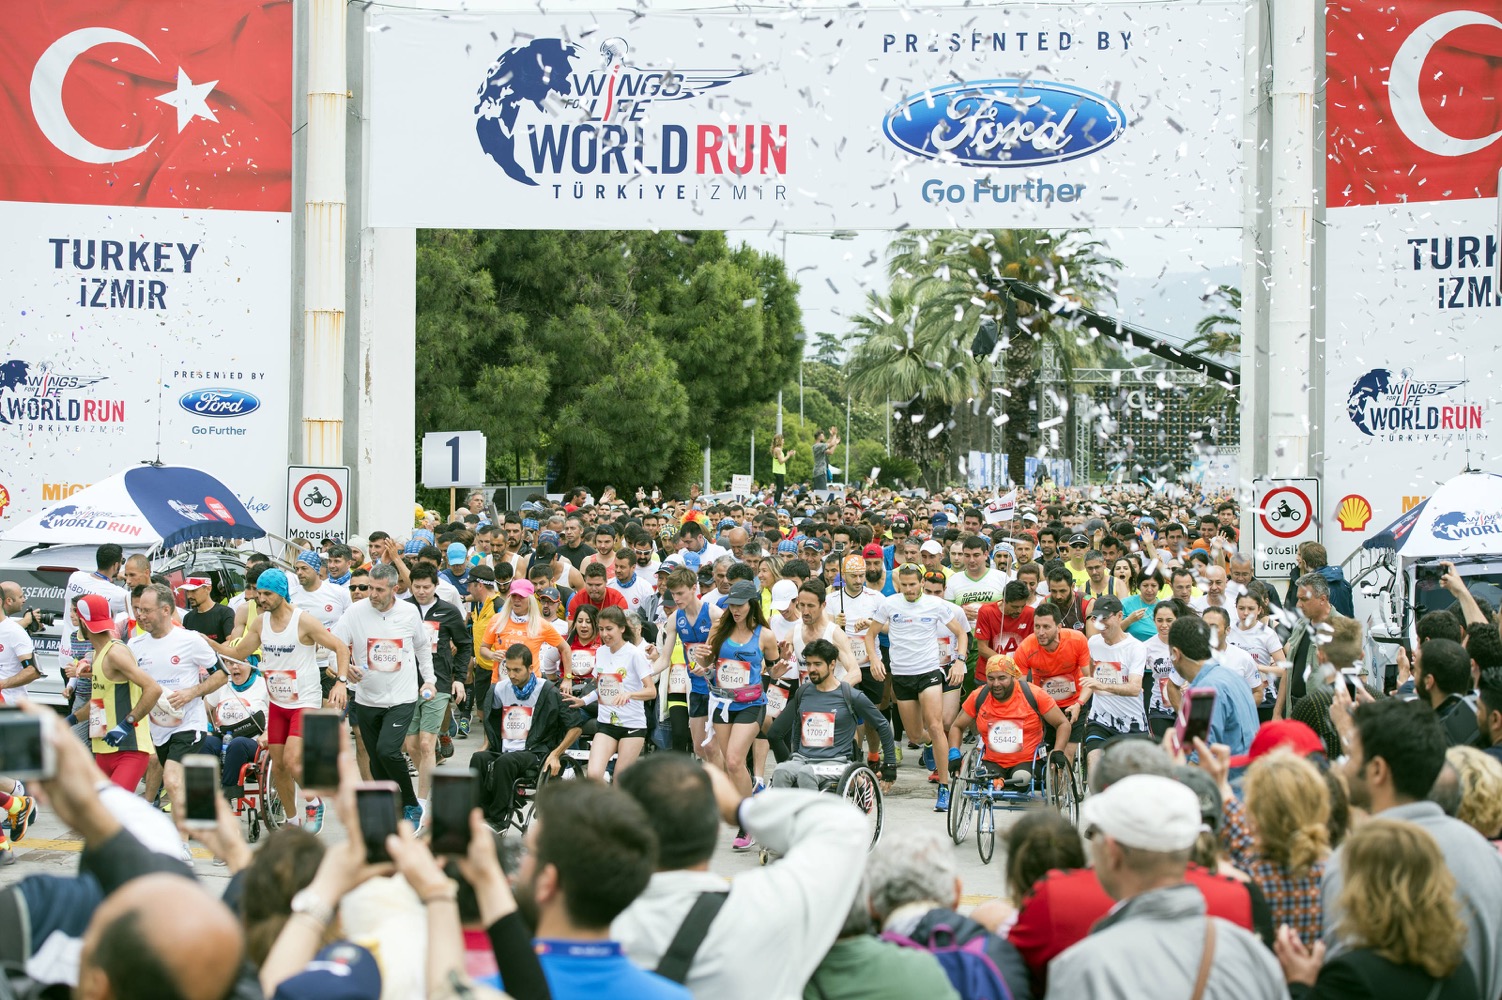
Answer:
[
  {"left": 883, "top": 79, "right": 1125, "bottom": 167},
  {"left": 179, "top": 388, "right": 260, "bottom": 418}
]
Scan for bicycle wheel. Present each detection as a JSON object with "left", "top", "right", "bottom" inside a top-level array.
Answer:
[
  {"left": 837, "top": 763, "right": 884, "bottom": 851},
  {"left": 1047, "top": 751, "right": 1080, "bottom": 826},
  {"left": 260, "top": 762, "right": 286, "bottom": 833},
  {"left": 948, "top": 774, "right": 973, "bottom": 843},
  {"left": 976, "top": 797, "right": 995, "bottom": 864}
]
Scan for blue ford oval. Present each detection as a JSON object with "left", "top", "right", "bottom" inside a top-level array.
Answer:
[
  {"left": 883, "top": 79, "right": 1125, "bottom": 167},
  {"left": 179, "top": 388, "right": 261, "bottom": 418}
]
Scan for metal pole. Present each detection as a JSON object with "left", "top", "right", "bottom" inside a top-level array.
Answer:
[
  {"left": 703, "top": 436, "right": 712, "bottom": 494},
  {"left": 301, "top": 0, "right": 347, "bottom": 464},
  {"left": 885, "top": 400, "right": 891, "bottom": 455},
  {"left": 799, "top": 364, "right": 804, "bottom": 426},
  {"left": 845, "top": 394, "right": 851, "bottom": 487},
  {"left": 776, "top": 391, "right": 783, "bottom": 436},
  {"left": 750, "top": 427, "right": 756, "bottom": 484}
]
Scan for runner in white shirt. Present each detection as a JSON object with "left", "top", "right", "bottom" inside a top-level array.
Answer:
[
  {"left": 127, "top": 582, "right": 230, "bottom": 809},
  {"left": 63, "top": 545, "right": 130, "bottom": 734},
  {"left": 333, "top": 563, "right": 434, "bottom": 827},
  {"left": 210, "top": 567, "right": 349, "bottom": 833},
  {"left": 923, "top": 570, "right": 969, "bottom": 740},
  {"left": 1201, "top": 606, "right": 1266, "bottom": 704},
  {"left": 291, "top": 551, "right": 351, "bottom": 690},
  {"left": 573, "top": 606, "right": 655, "bottom": 782},
  {"left": 1080, "top": 595, "right": 1149, "bottom": 774},
  {"left": 1143, "top": 600, "right": 1185, "bottom": 738},
  {"left": 825, "top": 554, "right": 884, "bottom": 761},
  {"left": 0, "top": 582, "right": 41, "bottom": 703},
  {"left": 1228, "top": 590, "right": 1287, "bottom": 720},
  {"left": 869, "top": 564, "right": 968, "bottom": 811},
  {"left": 788, "top": 580, "right": 862, "bottom": 693},
  {"left": 608, "top": 549, "right": 657, "bottom": 620}
]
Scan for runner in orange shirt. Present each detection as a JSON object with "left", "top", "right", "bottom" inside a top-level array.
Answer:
[
  {"left": 1011, "top": 602, "right": 1090, "bottom": 766},
  {"left": 949, "top": 654, "right": 1070, "bottom": 790},
  {"left": 480, "top": 580, "right": 569, "bottom": 680}
]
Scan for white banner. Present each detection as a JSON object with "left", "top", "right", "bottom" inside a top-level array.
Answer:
[
  {"left": 0, "top": 204, "right": 291, "bottom": 536},
  {"left": 366, "top": 4, "right": 1245, "bottom": 229}
]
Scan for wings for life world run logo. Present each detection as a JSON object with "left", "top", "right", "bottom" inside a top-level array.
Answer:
[
  {"left": 1432, "top": 509, "right": 1502, "bottom": 543},
  {"left": 473, "top": 37, "right": 788, "bottom": 197},
  {"left": 1345, "top": 368, "right": 1484, "bottom": 441},
  {"left": 0, "top": 359, "right": 125, "bottom": 431}
]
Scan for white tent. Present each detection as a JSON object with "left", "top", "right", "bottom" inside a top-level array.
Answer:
[{"left": 1363, "top": 471, "right": 1502, "bottom": 561}]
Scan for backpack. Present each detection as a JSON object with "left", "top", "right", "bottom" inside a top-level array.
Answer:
[
  {"left": 973, "top": 680, "right": 1043, "bottom": 722},
  {"left": 879, "top": 923, "right": 1013, "bottom": 1000}
]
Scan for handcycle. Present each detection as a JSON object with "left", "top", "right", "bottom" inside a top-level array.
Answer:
[
  {"left": 758, "top": 755, "right": 884, "bottom": 864},
  {"left": 946, "top": 741, "right": 1079, "bottom": 864}
]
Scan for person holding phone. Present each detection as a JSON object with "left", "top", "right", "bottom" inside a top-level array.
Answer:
[{"left": 1167, "top": 616, "right": 1260, "bottom": 757}]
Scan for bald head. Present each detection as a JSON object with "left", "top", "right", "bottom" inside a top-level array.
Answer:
[
  {"left": 123, "top": 554, "right": 152, "bottom": 589},
  {"left": 0, "top": 580, "right": 22, "bottom": 614},
  {"left": 78, "top": 874, "right": 243, "bottom": 1000}
]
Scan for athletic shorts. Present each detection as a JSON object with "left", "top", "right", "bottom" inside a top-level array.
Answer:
[
  {"left": 857, "top": 666, "right": 886, "bottom": 705},
  {"left": 409, "top": 693, "right": 451, "bottom": 735},
  {"left": 891, "top": 669, "right": 945, "bottom": 702},
  {"left": 1082, "top": 719, "right": 1146, "bottom": 748},
  {"left": 941, "top": 665, "right": 963, "bottom": 694},
  {"left": 595, "top": 723, "right": 648, "bottom": 742},
  {"left": 154, "top": 730, "right": 210, "bottom": 765},
  {"left": 1042, "top": 718, "right": 1083, "bottom": 746},
  {"left": 721, "top": 704, "right": 766, "bottom": 726},
  {"left": 266, "top": 703, "right": 305, "bottom": 745},
  {"left": 689, "top": 692, "right": 711, "bottom": 718}
]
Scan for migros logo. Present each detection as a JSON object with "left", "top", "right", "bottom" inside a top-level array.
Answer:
[{"left": 43, "top": 481, "right": 91, "bottom": 501}]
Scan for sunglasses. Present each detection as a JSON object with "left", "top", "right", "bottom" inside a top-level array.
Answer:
[{"left": 349, "top": 585, "right": 370, "bottom": 592}]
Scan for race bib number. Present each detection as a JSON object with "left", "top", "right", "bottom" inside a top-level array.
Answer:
[
  {"left": 1093, "top": 661, "right": 1123, "bottom": 684},
  {"left": 767, "top": 685, "right": 788, "bottom": 716},
  {"left": 597, "top": 673, "right": 624, "bottom": 705},
  {"left": 216, "top": 696, "right": 250, "bottom": 728},
  {"left": 849, "top": 636, "right": 870, "bottom": 665},
  {"left": 89, "top": 698, "right": 107, "bottom": 738},
  {"left": 367, "top": 638, "right": 405, "bottom": 673},
  {"left": 1042, "top": 676, "right": 1076, "bottom": 700},
  {"left": 716, "top": 659, "right": 752, "bottom": 689},
  {"left": 801, "top": 711, "right": 836, "bottom": 748},
  {"left": 988, "top": 719, "right": 1025, "bottom": 755},
  {"left": 502, "top": 706, "right": 533, "bottom": 741},
  {"left": 668, "top": 665, "right": 690, "bottom": 695},
  {"left": 149, "top": 693, "right": 184, "bottom": 729},
  {"left": 425, "top": 620, "right": 440, "bottom": 654},
  {"left": 265, "top": 669, "right": 298, "bottom": 703},
  {"left": 937, "top": 634, "right": 955, "bottom": 664},
  {"left": 570, "top": 650, "right": 596, "bottom": 679}
]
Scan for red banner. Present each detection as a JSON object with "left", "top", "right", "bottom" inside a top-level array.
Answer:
[
  {"left": 0, "top": 0, "right": 292, "bottom": 211},
  {"left": 1327, "top": 0, "right": 1502, "bottom": 207}
]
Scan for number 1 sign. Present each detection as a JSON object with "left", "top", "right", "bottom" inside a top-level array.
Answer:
[{"left": 421, "top": 431, "right": 486, "bottom": 489}]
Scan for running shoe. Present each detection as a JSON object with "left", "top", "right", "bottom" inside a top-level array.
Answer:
[
  {"left": 404, "top": 804, "right": 424, "bottom": 830},
  {"left": 404, "top": 753, "right": 419, "bottom": 779},
  {"left": 731, "top": 830, "right": 756, "bottom": 851},
  {"left": 0, "top": 845, "right": 14, "bottom": 867},
  {"left": 895, "top": 744, "right": 903, "bottom": 764},
  {"left": 8, "top": 795, "right": 37, "bottom": 843},
  {"left": 753, "top": 776, "right": 768, "bottom": 795},
  {"left": 927, "top": 771, "right": 940, "bottom": 784},
  {"left": 456, "top": 717, "right": 471, "bottom": 738},
  {"left": 921, "top": 743, "right": 935, "bottom": 771},
  {"left": 438, "top": 735, "right": 455, "bottom": 760},
  {"left": 934, "top": 785, "right": 950, "bottom": 812},
  {"left": 305, "top": 798, "right": 325, "bottom": 835},
  {"left": 906, "top": 740, "right": 921, "bottom": 750}
]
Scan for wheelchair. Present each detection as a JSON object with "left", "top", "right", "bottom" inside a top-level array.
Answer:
[
  {"left": 758, "top": 758, "right": 884, "bottom": 865},
  {"left": 495, "top": 751, "right": 586, "bottom": 835},
  {"left": 947, "top": 742, "right": 1079, "bottom": 864},
  {"left": 233, "top": 746, "right": 285, "bottom": 844}
]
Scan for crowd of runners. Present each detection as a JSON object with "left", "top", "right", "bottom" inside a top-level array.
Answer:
[{"left": 2, "top": 480, "right": 1502, "bottom": 999}]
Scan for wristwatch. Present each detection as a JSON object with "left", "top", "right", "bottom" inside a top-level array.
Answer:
[
  {"left": 290, "top": 888, "right": 335, "bottom": 928},
  {"left": 124, "top": 713, "right": 138, "bottom": 727}
]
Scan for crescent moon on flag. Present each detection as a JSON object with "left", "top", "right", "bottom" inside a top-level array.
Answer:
[
  {"left": 1389, "top": 10, "right": 1502, "bottom": 157},
  {"left": 29, "top": 27, "right": 160, "bottom": 164}
]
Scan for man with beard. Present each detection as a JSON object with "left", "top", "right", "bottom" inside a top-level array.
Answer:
[
  {"left": 514, "top": 781, "right": 690, "bottom": 999},
  {"left": 1323, "top": 693, "right": 1502, "bottom": 1000},
  {"left": 1480, "top": 670, "right": 1502, "bottom": 766}
]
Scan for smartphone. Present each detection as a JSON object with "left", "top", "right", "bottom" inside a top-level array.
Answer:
[
  {"left": 301, "top": 709, "right": 342, "bottom": 791},
  {"left": 0, "top": 710, "right": 55, "bottom": 781},
  {"left": 430, "top": 770, "right": 477, "bottom": 856},
  {"left": 182, "top": 754, "right": 220, "bottom": 829},
  {"left": 1415, "top": 563, "right": 1444, "bottom": 586},
  {"left": 1339, "top": 668, "right": 1363, "bottom": 700},
  {"left": 355, "top": 781, "right": 401, "bottom": 863},
  {"left": 1176, "top": 686, "right": 1217, "bottom": 749}
]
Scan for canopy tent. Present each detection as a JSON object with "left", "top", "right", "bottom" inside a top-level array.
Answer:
[
  {"left": 1362, "top": 471, "right": 1502, "bottom": 560},
  {"left": 1, "top": 465, "right": 265, "bottom": 550}
]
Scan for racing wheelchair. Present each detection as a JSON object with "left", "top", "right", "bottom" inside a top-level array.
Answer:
[
  {"left": 758, "top": 757, "right": 884, "bottom": 864},
  {"left": 946, "top": 741, "right": 1079, "bottom": 864}
]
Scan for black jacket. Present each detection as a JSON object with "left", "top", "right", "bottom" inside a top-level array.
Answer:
[
  {"left": 408, "top": 596, "right": 472, "bottom": 689},
  {"left": 1289, "top": 948, "right": 1479, "bottom": 1000}
]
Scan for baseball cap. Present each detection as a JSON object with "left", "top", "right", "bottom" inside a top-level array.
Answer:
[
  {"left": 842, "top": 554, "right": 866, "bottom": 575},
  {"left": 537, "top": 586, "right": 561, "bottom": 603},
  {"left": 861, "top": 543, "right": 884, "bottom": 560},
  {"left": 802, "top": 538, "right": 823, "bottom": 552},
  {"left": 508, "top": 580, "right": 535, "bottom": 598},
  {"left": 1080, "top": 774, "right": 1201, "bottom": 851},
  {"left": 297, "top": 550, "right": 322, "bottom": 571},
  {"left": 75, "top": 593, "right": 117, "bottom": 635},
  {"left": 446, "top": 542, "right": 467, "bottom": 564},
  {"left": 724, "top": 580, "right": 759, "bottom": 605},
  {"left": 1090, "top": 595, "right": 1125, "bottom": 619},
  {"left": 257, "top": 567, "right": 291, "bottom": 601},
  {"left": 272, "top": 942, "right": 382, "bottom": 1000},
  {"left": 931, "top": 512, "right": 950, "bottom": 527},
  {"left": 658, "top": 557, "right": 682, "bottom": 574},
  {"left": 770, "top": 579, "right": 799, "bottom": 612},
  {"left": 1228, "top": 719, "right": 1326, "bottom": 769},
  {"left": 919, "top": 539, "right": 945, "bottom": 556},
  {"left": 1067, "top": 532, "right": 1090, "bottom": 546},
  {"left": 175, "top": 577, "right": 212, "bottom": 593}
]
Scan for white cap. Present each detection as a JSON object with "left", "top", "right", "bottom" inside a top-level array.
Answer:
[
  {"left": 770, "top": 579, "right": 799, "bottom": 612},
  {"left": 1080, "top": 774, "right": 1201, "bottom": 851},
  {"left": 919, "top": 539, "right": 945, "bottom": 556}
]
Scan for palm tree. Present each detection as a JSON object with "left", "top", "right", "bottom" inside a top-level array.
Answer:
[
  {"left": 846, "top": 283, "right": 983, "bottom": 488},
  {"left": 1183, "top": 284, "right": 1241, "bottom": 417},
  {"left": 885, "top": 230, "right": 1121, "bottom": 485}
]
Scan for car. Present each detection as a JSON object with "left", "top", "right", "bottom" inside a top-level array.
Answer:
[{"left": 1, "top": 544, "right": 262, "bottom": 708}]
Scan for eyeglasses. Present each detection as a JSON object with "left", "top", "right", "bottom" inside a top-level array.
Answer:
[{"left": 349, "top": 585, "right": 370, "bottom": 592}]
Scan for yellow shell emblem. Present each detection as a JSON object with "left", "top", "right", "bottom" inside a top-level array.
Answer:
[{"left": 1336, "top": 494, "right": 1372, "bottom": 532}]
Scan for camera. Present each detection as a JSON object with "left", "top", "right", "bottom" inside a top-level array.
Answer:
[
  {"left": 1415, "top": 563, "right": 1445, "bottom": 585},
  {"left": 23, "top": 607, "right": 55, "bottom": 633}
]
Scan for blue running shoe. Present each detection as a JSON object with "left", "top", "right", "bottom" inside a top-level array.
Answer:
[
  {"left": 948, "top": 747, "right": 963, "bottom": 765},
  {"left": 934, "top": 785, "right": 950, "bottom": 812},
  {"left": 404, "top": 804, "right": 424, "bottom": 830},
  {"left": 457, "top": 717, "right": 471, "bottom": 738},
  {"left": 921, "top": 743, "right": 935, "bottom": 771},
  {"left": 304, "top": 798, "right": 325, "bottom": 835}
]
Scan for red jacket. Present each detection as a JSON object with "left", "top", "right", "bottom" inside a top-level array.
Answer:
[{"left": 1008, "top": 865, "right": 1267, "bottom": 996}]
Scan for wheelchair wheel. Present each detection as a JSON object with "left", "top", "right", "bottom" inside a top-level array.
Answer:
[
  {"left": 976, "top": 795, "right": 996, "bottom": 864},
  {"left": 259, "top": 758, "right": 286, "bottom": 833},
  {"left": 245, "top": 804, "right": 261, "bottom": 844},
  {"left": 517, "top": 765, "right": 554, "bottom": 835},
  {"left": 947, "top": 747, "right": 980, "bottom": 844},
  {"left": 1047, "top": 751, "right": 1080, "bottom": 826},
  {"left": 836, "top": 762, "right": 884, "bottom": 851}
]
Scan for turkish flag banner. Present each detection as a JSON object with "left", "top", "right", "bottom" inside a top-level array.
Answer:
[
  {"left": 0, "top": 0, "right": 292, "bottom": 211},
  {"left": 1327, "top": 0, "right": 1502, "bottom": 207}
]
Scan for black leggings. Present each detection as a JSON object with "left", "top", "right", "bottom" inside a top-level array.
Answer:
[{"left": 665, "top": 702, "right": 691, "bottom": 752}]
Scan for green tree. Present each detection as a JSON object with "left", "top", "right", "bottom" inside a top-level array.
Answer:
[
  {"left": 1184, "top": 284, "right": 1242, "bottom": 415},
  {"left": 810, "top": 331, "right": 846, "bottom": 366},
  {"left": 885, "top": 230, "right": 1121, "bottom": 486}
]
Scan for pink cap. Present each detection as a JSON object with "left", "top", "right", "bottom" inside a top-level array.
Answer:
[
  {"left": 175, "top": 577, "right": 212, "bottom": 592},
  {"left": 509, "top": 580, "right": 535, "bottom": 598}
]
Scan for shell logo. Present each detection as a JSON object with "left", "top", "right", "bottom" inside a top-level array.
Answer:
[
  {"left": 1337, "top": 494, "right": 1372, "bottom": 532},
  {"left": 0, "top": 482, "right": 9, "bottom": 519}
]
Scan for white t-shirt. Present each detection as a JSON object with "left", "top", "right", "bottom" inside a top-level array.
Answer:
[
  {"left": 128, "top": 626, "right": 220, "bottom": 742},
  {"left": 1144, "top": 636, "right": 1184, "bottom": 716},
  {"left": 64, "top": 570, "right": 129, "bottom": 666},
  {"left": 590, "top": 641, "right": 652, "bottom": 730},
  {"left": 0, "top": 618, "right": 37, "bottom": 701},
  {"left": 933, "top": 597, "right": 965, "bottom": 667},
  {"left": 1215, "top": 644, "right": 1264, "bottom": 693},
  {"left": 874, "top": 593, "right": 960, "bottom": 676},
  {"left": 1228, "top": 620, "right": 1283, "bottom": 667},
  {"left": 826, "top": 587, "right": 882, "bottom": 668},
  {"left": 335, "top": 599, "right": 434, "bottom": 709},
  {"left": 609, "top": 573, "right": 656, "bottom": 617},
  {"left": 945, "top": 568, "right": 1009, "bottom": 622},
  {"left": 293, "top": 581, "right": 351, "bottom": 667},
  {"left": 205, "top": 673, "right": 270, "bottom": 735},
  {"left": 1086, "top": 632, "right": 1148, "bottom": 731}
]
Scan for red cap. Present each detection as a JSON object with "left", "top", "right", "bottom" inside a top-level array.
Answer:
[
  {"left": 1228, "top": 719, "right": 1325, "bottom": 768},
  {"left": 75, "top": 594, "right": 117, "bottom": 636},
  {"left": 175, "top": 577, "right": 212, "bottom": 592},
  {"left": 861, "top": 543, "right": 884, "bottom": 560}
]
